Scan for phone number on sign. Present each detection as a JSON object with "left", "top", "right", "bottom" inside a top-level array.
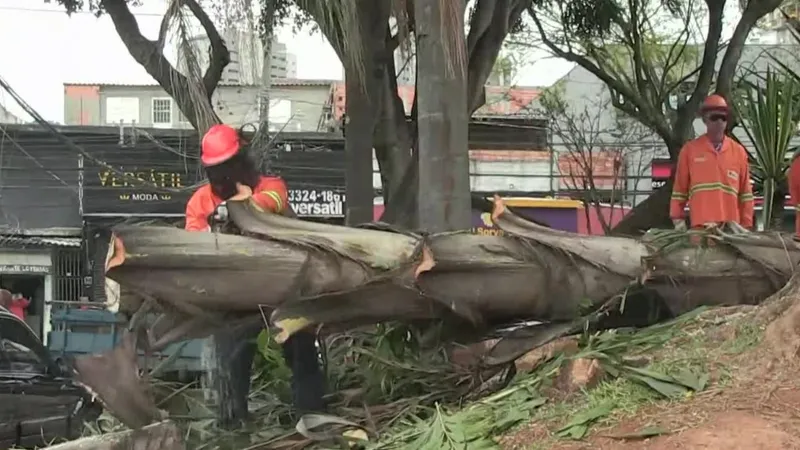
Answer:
[{"left": 288, "top": 189, "right": 346, "bottom": 203}]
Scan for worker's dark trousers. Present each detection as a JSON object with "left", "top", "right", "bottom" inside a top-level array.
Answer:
[{"left": 213, "top": 322, "right": 326, "bottom": 428}]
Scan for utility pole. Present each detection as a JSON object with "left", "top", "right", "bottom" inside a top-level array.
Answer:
[
  {"left": 255, "top": 0, "right": 275, "bottom": 147},
  {"left": 414, "top": 0, "right": 471, "bottom": 232}
]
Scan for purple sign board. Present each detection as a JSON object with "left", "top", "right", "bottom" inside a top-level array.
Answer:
[{"left": 470, "top": 207, "right": 579, "bottom": 235}]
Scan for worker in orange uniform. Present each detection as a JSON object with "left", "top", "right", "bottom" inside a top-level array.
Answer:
[
  {"left": 670, "top": 94, "right": 753, "bottom": 233},
  {"left": 186, "top": 124, "right": 326, "bottom": 426},
  {"left": 789, "top": 151, "right": 800, "bottom": 241}
]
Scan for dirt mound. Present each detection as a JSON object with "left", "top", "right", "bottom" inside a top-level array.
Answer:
[
  {"left": 764, "top": 275, "right": 800, "bottom": 360},
  {"left": 643, "top": 412, "right": 799, "bottom": 449},
  {"left": 502, "top": 281, "right": 800, "bottom": 450}
]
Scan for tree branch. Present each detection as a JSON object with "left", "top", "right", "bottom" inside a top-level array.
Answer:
[
  {"left": 671, "top": 0, "right": 725, "bottom": 151},
  {"left": 527, "top": 7, "right": 672, "bottom": 144},
  {"left": 465, "top": 0, "right": 529, "bottom": 114},
  {"left": 99, "top": 0, "right": 227, "bottom": 131},
  {"left": 183, "top": 0, "right": 230, "bottom": 95}
]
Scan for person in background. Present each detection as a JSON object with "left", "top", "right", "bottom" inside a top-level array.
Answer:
[
  {"left": 8, "top": 293, "right": 30, "bottom": 321},
  {"left": 670, "top": 94, "right": 753, "bottom": 233},
  {"left": 788, "top": 151, "right": 800, "bottom": 241},
  {"left": 0, "top": 289, "right": 11, "bottom": 312},
  {"left": 185, "top": 124, "right": 326, "bottom": 426}
]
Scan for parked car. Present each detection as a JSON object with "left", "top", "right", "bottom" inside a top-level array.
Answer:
[{"left": 0, "top": 307, "right": 101, "bottom": 449}]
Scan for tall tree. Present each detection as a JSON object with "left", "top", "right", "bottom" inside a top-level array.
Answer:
[{"left": 518, "top": 0, "right": 782, "bottom": 233}]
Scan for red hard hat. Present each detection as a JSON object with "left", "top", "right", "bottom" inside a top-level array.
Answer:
[
  {"left": 701, "top": 94, "right": 728, "bottom": 113},
  {"left": 201, "top": 124, "right": 241, "bottom": 166}
]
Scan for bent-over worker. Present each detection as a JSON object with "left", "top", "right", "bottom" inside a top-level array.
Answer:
[
  {"left": 670, "top": 94, "right": 753, "bottom": 233},
  {"left": 186, "top": 124, "right": 326, "bottom": 426}
]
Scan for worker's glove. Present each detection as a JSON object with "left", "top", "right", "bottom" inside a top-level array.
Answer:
[
  {"left": 724, "top": 221, "right": 749, "bottom": 235},
  {"left": 672, "top": 219, "right": 687, "bottom": 232},
  {"left": 209, "top": 202, "right": 229, "bottom": 226}
]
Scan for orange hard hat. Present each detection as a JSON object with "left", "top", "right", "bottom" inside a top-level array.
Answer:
[
  {"left": 701, "top": 94, "right": 729, "bottom": 113},
  {"left": 201, "top": 124, "right": 241, "bottom": 166}
]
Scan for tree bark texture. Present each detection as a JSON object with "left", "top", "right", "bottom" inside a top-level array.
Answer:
[
  {"left": 343, "top": 0, "right": 391, "bottom": 225},
  {"left": 414, "top": 0, "right": 471, "bottom": 232}
]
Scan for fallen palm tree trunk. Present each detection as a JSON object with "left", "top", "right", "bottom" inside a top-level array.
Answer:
[
  {"left": 642, "top": 230, "right": 800, "bottom": 315},
  {"left": 78, "top": 197, "right": 800, "bottom": 430},
  {"left": 40, "top": 421, "right": 183, "bottom": 450}
]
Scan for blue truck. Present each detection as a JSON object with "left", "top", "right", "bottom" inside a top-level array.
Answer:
[{"left": 46, "top": 301, "right": 204, "bottom": 380}]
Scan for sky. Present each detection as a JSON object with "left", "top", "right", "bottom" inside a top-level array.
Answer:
[{"left": 0, "top": 0, "right": 574, "bottom": 123}]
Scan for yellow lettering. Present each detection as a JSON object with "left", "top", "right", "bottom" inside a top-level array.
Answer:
[
  {"left": 98, "top": 171, "right": 112, "bottom": 186},
  {"left": 119, "top": 194, "right": 130, "bottom": 200}
]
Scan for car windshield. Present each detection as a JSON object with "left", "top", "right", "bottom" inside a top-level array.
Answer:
[{"left": 0, "top": 317, "right": 48, "bottom": 375}]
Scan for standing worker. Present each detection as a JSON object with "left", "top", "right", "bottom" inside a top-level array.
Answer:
[
  {"left": 789, "top": 151, "right": 800, "bottom": 240},
  {"left": 670, "top": 94, "right": 754, "bottom": 232},
  {"left": 185, "top": 124, "right": 326, "bottom": 426}
]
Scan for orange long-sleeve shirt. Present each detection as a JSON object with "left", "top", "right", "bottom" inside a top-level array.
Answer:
[
  {"left": 669, "top": 135, "right": 754, "bottom": 229},
  {"left": 789, "top": 154, "right": 800, "bottom": 237},
  {"left": 185, "top": 175, "right": 289, "bottom": 231}
]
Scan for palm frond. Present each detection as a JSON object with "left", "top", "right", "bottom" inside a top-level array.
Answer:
[{"left": 733, "top": 67, "right": 800, "bottom": 228}]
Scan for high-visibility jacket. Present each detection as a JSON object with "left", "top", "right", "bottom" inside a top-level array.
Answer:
[
  {"left": 185, "top": 175, "right": 289, "bottom": 231},
  {"left": 669, "top": 135, "right": 754, "bottom": 229},
  {"left": 789, "top": 154, "right": 800, "bottom": 237}
]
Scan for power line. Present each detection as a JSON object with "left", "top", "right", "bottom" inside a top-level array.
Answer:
[{"left": 0, "top": 6, "right": 165, "bottom": 17}]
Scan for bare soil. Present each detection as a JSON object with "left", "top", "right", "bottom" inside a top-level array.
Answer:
[{"left": 500, "top": 294, "right": 800, "bottom": 450}]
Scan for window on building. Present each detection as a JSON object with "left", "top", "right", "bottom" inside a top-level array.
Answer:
[{"left": 151, "top": 98, "right": 172, "bottom": 127}]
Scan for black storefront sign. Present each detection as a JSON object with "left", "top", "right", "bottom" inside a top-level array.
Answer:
[
  {"left": 82, "top": 144, "right": 197, "bottom": 216},
  {"left": 82, "top": 140, "right": 346, "bottom": 218},
  {"left": 651, "top": 179, "right": 667, "bottom": 189}
]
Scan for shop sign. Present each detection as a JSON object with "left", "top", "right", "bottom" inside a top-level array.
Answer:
[
  {"left": 289, "top": 189, "right": 345, "bottom": 217},
  {"left": 0, "top": 264, "right": 51, "bottom": 274}
]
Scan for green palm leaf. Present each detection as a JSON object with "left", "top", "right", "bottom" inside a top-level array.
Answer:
[{"left": 734, "top": 68, "right": 800, "bottom": 229}]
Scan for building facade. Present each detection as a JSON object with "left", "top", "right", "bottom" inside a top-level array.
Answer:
[
  {"left": 63, "top": 79, "right": 336, "bottom": 132},
  {"left": 184, "top": 30, "right": 298, "bottom": 84}
]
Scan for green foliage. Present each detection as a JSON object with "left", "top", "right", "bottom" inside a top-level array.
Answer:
[
  {"left": 600, "top": 37, "right": 701, "bottom": 89},
  {"left": 252, "top": 328, "right": 292, "bottom": 399},
  {"left": 545, "top": 0, "right": 625, "bottom": 39},
  {"left": 735, "top": 68, "right": 800, "bottom": 229}
]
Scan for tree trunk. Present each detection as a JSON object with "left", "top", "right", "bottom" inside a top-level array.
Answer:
[
  {"left": 343, "top": 0, "right": 390, "bottom": 225},
  {"left": 611, "top": 183, "right": 673, "bottom": 236},
  {"left": 373, "top": 51, "right": 414, "bottom": 224},
  {"left": 414, "top": 0, "right": 471, "bottom": 232}
]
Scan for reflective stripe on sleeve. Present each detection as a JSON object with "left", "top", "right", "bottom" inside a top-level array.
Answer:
[{"left": 261, "top": 190, "right": 284, "bottom": 212}]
